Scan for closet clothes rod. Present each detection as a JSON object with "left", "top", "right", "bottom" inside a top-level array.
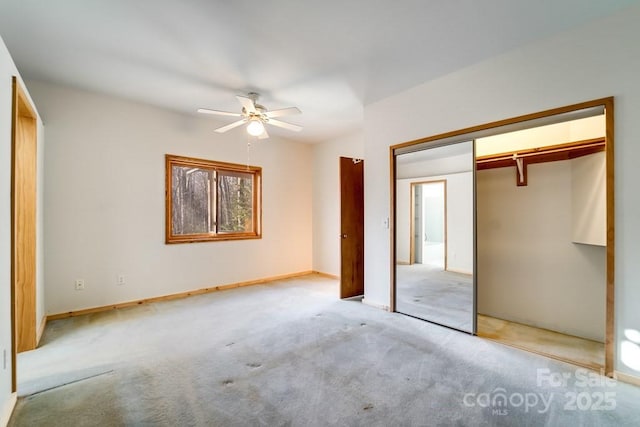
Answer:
[{"left": 476, "top": 137, "right": 605, "bottom": 171}]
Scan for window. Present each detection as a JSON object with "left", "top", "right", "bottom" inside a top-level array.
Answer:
[{"left": 165, "top": 154, "right": 262, "bottom": 243}]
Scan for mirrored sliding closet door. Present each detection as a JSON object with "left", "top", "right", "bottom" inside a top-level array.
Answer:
[{"left": 394, "top": 140, "right": 475, "bottom": 333}]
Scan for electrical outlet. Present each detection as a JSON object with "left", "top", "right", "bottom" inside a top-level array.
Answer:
[
  {"left": 117, "top": 275, "right": 125, "bottom": 285},
  {"left": 75, "top": 279, "right": 85, "bottom": 290}
]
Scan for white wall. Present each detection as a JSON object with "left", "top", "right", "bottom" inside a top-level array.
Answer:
[
  {"left": 311, "top": 131, "right": 364, "bottom": 277},
  {"left": 477, "top": 161, "right": 605, "bottom": 341},
  {"left": 572, "top": 152, "right": 606, "bottom": 246},
  {"left": 0, "top": 36, "right": 45, "bottom": 425},
  {"left": 27, "top": 81, "right": 313, "bottom": 315},
  {"left": 0, "top": 33, "right": 16, "bottom": 427},
  {"left": 363, "top": 4, "right": 640, "bottom": 377},
  {"left": 396, "top": 172, "right": 473, "bottom": 274}
]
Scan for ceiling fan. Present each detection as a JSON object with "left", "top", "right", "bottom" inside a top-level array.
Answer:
[{"left": 198, "top": 92, "right": 302, "bottom": 139}]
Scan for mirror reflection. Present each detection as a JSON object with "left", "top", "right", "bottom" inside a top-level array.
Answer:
[{"left": 395, "top": 141, "right": 475, "bottom": 332}]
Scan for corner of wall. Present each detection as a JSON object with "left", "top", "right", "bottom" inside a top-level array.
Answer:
[
  {"left": 311, "top": 131, "right": 365, "bottom": 277},
  {"left": 0, "top": 392, "right": 17, "bottom": 427}
]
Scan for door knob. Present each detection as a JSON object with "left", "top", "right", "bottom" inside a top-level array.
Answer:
[{"left": 341, "top": 234, "right": 348, "bottom": 239}]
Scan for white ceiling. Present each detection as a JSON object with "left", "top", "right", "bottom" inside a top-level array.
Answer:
[
  {"left": 396, "top": 142, "right": 473, "bottom": 179},
  {"left": 0, "top": 1, "right": 635, "bottom": 143}
]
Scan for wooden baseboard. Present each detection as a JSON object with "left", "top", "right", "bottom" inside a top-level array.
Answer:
[
  {"left": 614, "top": 371, "right": 640, "bottom": 387},
  {"left": 36, "top": 314, "right": 47, "bottom": 346},
  {"left": 0, "top": 392, "right": 17, "bottom": 427},
  {"left": 47, "top": 271, "right": 314, "bottom": 321},
  {"left": 312, "top": 271, "right": 340, "bottom": 280}
]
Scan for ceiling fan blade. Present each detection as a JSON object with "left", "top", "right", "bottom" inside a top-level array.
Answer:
[
  {"left": 236, "top": 95, "right": 256, "bottom": 114},
  {"left": 197, "top": 108, "right": 241, "bottom": 117},
  {"left": 214, "top": 119, "right": 246, "bottom": 133},
  {"left": 258, "top": 128, "right": 269, "bottom": 140},
  {"left": 268, "top": 119, "right": 302, "bottom": 132},
  {"left": 264, "top": 107, "right": 301, "bottom": 118}
]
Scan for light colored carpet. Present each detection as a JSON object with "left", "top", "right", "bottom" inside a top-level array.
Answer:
[
  {"left": 396, "top": 264, "right": 473, "bottom": 332},
  {"left": 10, "top": 274, "right": 640, "bottom": 426}
]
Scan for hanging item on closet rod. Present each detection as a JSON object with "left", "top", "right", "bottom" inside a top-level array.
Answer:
[{"left": 513, "top": 154, "right": 527, "bottom": 186}]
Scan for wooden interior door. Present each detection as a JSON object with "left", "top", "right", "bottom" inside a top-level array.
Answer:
[
  {"left": 340, "top": 157, "right": 364, "bottom": 298},
  {"left": 11, "top": 76, "right": 38, "bottom": 369}
]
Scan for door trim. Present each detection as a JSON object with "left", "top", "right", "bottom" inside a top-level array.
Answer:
[{"left": 11, "top": 76, "right": 38, "bottom": 391}]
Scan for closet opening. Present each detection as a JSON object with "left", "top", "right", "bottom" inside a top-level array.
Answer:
[
  {"left": 475, "top": 115, "right": 607, "bottom": 372},
  {"left": 390, "top": 97, "right": 614, "bottom": 376}
]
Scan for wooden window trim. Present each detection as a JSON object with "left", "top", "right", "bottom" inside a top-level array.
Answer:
[{"left": 165, "top": 154, "right": 262, "bottom": 243}]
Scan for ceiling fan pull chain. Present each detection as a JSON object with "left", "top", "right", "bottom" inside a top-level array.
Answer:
[{"left": 246, "top": 137, "right": 252, "bottom": 170}]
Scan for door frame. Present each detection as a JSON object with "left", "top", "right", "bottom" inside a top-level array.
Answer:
[
  {"left": 390, "top": 97, "right": 615, "bottom": 376},
  {"left": 409, "top": 179, "right": 447, "bottom": 268},
  {"left": 11, "top": 76, "right": 38, "bottom": 391}
]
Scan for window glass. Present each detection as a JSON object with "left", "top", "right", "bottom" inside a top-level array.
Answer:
[
  {"left": 166, "top": 155, "right": 261, "bottom": 243},
  {"left": 217, "top": 170, "right": 254, "bottom": 233},
  {"left": 171, "top": 166, "right": 211, "bottom": 235}
]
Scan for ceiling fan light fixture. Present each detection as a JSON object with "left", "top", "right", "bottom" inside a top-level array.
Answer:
[
  {"left": 246, "top": 118, "right": 265, "bottom": 136},
  {"left": 200, "top": 93, "right": 301, "bottom": 138}
]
